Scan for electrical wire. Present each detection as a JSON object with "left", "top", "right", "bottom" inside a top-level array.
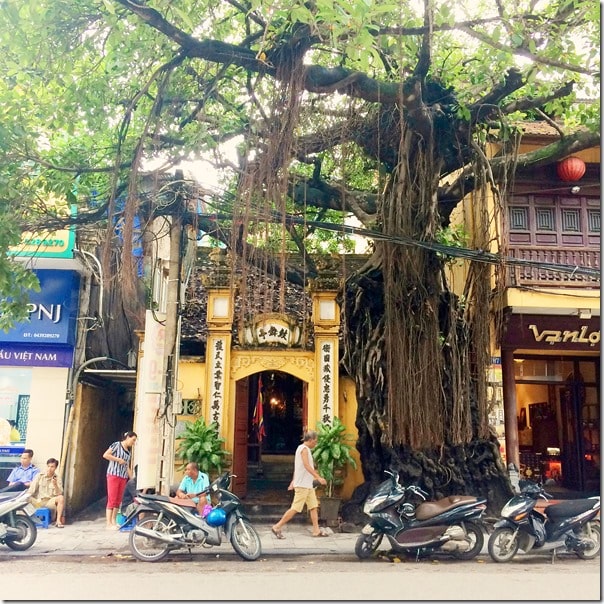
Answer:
[{"left": 196, "top": 209, "right": 600, "bottom": 280}]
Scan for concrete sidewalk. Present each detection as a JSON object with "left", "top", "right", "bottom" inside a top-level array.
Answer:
[{"left": 5, "top": 513, "right": 361, "bottom": 559}]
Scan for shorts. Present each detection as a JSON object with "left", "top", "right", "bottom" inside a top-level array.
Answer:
[
  {"left": 290, "top": 487, "right": 319, "bottom": 513},
  {"left": 30, "top": 496, "right": 62, "bottom": 520}
]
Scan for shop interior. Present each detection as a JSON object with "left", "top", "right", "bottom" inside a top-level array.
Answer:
[{"left": 514, "top": 357, "right": 600, "bottom": 493}]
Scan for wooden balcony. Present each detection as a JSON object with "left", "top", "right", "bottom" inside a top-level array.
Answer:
[{"left": 507, "top": 246, "right": 600, "bottom": 288}]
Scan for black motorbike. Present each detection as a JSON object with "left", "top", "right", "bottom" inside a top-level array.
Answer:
[
  {"left": 122, "top": 471, "right": 262, "bottom": 562},
  {"left": 355, "top": 469, "right": 487, "bottom": 560},
  {"left": 488, "top": 479, "right": 600, "bottom": 562},
  {"left": 0, "top": 489, "right": 38, "bottom": 551}
]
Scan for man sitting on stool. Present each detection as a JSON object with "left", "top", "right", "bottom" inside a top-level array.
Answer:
[{"left": 27, "top": 457, "right": 65, "bottom": 528}]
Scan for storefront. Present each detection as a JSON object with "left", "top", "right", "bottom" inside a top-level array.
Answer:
[
  {"left": 500, "top": 313, "right": 600, "bottom": 494},
  {"left": 0, "top": 269, "right": 80, "bottom": 481}
]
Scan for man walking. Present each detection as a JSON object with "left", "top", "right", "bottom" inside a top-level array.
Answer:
[{"left": 271, "top": 430, "right": 327, "bottom": 538}]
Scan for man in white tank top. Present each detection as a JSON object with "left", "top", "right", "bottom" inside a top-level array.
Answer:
[{"left": 271, "top": 430, "right": 328, "bottom": 539}]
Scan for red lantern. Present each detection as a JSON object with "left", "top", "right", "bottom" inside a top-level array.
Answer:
[{"left": 556, "top": 156, "right": 586, "bottom": 182}]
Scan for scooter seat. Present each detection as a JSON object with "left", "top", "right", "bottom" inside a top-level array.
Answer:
[
  {"left": 544, "top": 499, "right": 599, "bottom": 520},
  {"left": 140, "top": 493, "right": 197, "bottom": 509},
  {"left": 168, "top": 496, "right": 197, "bottom": 509},
  {"left": 415, "top": 495, "right": 478, "bottom": 521}
]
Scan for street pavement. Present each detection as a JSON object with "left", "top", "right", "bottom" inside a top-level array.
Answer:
[{"left": 5, "top": 508, "right": 361, "bottom": 559}]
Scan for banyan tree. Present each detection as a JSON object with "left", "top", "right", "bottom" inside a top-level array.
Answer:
[{"left": 0, "top": 1, "right": 599, "bottom": 508}]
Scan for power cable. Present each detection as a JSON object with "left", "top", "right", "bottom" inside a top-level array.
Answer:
[{"left": 196, "top": 209, "right": 600, "bottom": 280}]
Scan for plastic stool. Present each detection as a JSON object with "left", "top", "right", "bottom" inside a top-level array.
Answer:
[
  {"left": 33, "top": 507, "right": 51, "bottom": 528},
  {"left": 119, "top": 517, "right": 136, "bottom": 532}
]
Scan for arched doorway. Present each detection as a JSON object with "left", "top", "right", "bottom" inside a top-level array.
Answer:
[{"left": 233, "top": 370, "right": 307, "bottom": 498}]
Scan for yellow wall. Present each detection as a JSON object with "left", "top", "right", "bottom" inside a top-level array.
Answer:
[
  {"left": 177, "top": 359, "right": 206, "bottom": 401},
  {"left": 337, "top": 375, "right": 364, "bottom": 499},
  {"left": 176, "top": 357, "right": 365, "bottom": 500},
  {"left": 498, "top": 287, "right": 600, "bottom": 316}
]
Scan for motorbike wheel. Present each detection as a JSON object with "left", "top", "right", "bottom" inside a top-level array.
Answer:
[
  {"left": 129, "top": 515, "right": 172, "bottom": 562},
  {"left": 575, "top": 521, "right": 601, "bottom": 560},
  {"left": 452, "top": 521, "right": 484, "bottom": 560},
  {"left": 488, "top": 527, "right": 519, "bottom": 563},
  {"left": 355, "top": 532, "right": 383, "bottom": 560},
  {"left": 230, "top": 518, "right": 262, "bottom": 561},
  {"left": 5, "top": 515, "right": 37, "bottom": 551}
]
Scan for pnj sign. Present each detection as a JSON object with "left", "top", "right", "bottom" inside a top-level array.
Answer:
[{"left": 1, "top": 270, "right": 80, "bottom": 346}]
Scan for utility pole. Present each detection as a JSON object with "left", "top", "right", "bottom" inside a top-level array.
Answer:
[{"left": 157, "top": 170, "right": 184, "bottom": 495}]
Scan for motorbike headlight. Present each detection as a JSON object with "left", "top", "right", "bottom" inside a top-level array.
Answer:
[
  {"left": 363, "top": 494, "right": 388, "bottom": 514},
  {"left": 501, "top": 499, "right": 525, "bottom": 518}
]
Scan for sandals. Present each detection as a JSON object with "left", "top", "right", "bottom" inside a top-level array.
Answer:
[
  {"left": 271, "top": 527, "right": 285, "bottom": 540},
  {"left": 311, "top": 532, "right": 328, "bottom": 538},
  {"left": 55, "top": 523, "right": 65, "bottom": 528}
]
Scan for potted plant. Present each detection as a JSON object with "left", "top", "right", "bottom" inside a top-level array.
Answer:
[
  {"left": 176, "top": 417, "right": 230, "bottom": 477},
  {"left": 313, "top": 417, "right": 358, "bottom": 524}
]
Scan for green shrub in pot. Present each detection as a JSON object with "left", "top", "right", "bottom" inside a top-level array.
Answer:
[
  {"left": 313, "top": 417, "right": 358, "bottom": 498},
  {"left": 176, "top": 417, "right": 229, "bottom": 475}
]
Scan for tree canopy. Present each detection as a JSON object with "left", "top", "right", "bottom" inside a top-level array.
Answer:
[{"left": 0, "top": 0, "right": 599, "bottom": 500}]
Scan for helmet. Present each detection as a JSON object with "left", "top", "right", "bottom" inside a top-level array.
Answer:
[{"left": 206, "top": 507, "right": 227, "bottom": 527}]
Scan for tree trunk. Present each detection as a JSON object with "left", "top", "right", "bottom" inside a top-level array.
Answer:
[{"left": 341, "top": 256, "right": 512, "bottom": 515}]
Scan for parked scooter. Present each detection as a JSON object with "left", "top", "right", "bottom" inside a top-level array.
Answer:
[
  {"left": 488, "top": 479, "right": 600, "bottom": 562},
  {"left": 123, "top": 471, "right": 262, "bottom": 562},
  {"left": 355, "top": 469, "right": 487, "bottom": 560},
  {"left": 0, "top": 489, "right": 38, "bottom": 550}
]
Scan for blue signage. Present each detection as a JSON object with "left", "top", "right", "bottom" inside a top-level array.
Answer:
[
  {"left": 0, "top": 345, "right": 74, "bottom": 368},
  {"left": 0, "top": 445, "right": 25, "bottom": 456},
  {"left": 1, "top": 270, "right": 80, "bottom": 346}
]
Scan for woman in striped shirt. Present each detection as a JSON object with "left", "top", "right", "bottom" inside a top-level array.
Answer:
[{"left": 102, "top": 431, "right": 137, "bottom": 529}]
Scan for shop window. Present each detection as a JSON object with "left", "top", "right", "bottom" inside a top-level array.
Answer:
[{"left": 0, "top": 369, "right": 32, "bottom": 446}]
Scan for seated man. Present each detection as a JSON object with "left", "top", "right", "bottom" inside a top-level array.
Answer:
[
  {"left": 176, "top": 462, "right": 211, "bottom": 511},
  {"left": 1, "top": 449, "right": 39, "bottom": 492},
  {"left": 27, "top": 457, "right": 65, "bottom": 528}
]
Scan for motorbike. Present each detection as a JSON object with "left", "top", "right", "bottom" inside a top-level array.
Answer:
[
  {"left": 355, "top": 469, "right": 487, "bottom": 560},
  {"left": 488, "top": 479, "right": 600, "bottom": 562},
  {"left": 0, "top": 489, "right": 38, "bottom": 551},
  {"left": 122, "top": 471, "right": 262, "bottom": 562}
]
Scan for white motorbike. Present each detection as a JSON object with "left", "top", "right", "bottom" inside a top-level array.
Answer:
[{"left": 0, "top": 490, "right": 38, "bottom": 550}]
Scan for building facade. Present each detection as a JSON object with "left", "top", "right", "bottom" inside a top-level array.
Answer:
[
  {"left": 0, "top": 227, "right": 85, "bottom": 488},
  {"left": 453, "top": 130, "right": 600, "bottom": 494}
]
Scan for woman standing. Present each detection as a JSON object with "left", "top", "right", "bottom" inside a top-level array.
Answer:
[{"left": 102, "top": 431, "right": 137, "bottom": 529}]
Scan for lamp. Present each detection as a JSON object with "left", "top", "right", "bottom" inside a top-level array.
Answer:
[{"left": 556, "top": 156, "right": 586, "bottom": 182}]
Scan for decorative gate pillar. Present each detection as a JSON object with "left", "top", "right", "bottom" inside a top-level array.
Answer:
[
  {"left": 309, "top": 257, "right": 342, "bottom": 427},
  {"left": 202, "top": 249, "right": 235, "bottom": 435}
]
